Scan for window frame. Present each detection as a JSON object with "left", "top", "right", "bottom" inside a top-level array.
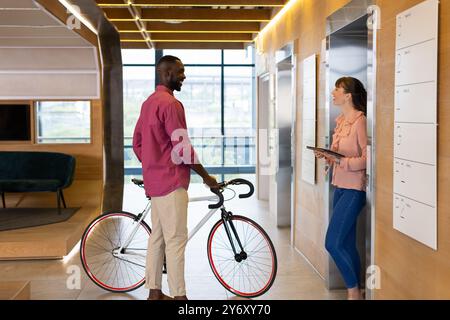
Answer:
[
  {"left": 122, "top": 49, "right": 255, "bottom": 136},
  {"left": 122, "top": 48, "right": 256, "bottom": 178},
  {"left": 34, "top": 100, "right": 93, "bottom": 145}
]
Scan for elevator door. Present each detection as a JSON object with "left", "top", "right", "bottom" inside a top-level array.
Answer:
[
  {"left": 326, "top": 15, "right": 370, "bottom": 289},
  {"left": 257, "top": 74, "right": 270, "bottom": 201},
  {"left": 269, "top": 57, "right": 293, "bottom": 227}
]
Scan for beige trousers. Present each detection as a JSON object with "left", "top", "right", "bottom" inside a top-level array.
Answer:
[{"left": 145, "top": 188, "right": 189, "bottom": 297}]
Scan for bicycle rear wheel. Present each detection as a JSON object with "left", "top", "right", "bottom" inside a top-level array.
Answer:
[
  {"left": 80, "top": 211, "right": 151, "bottom": 293},
  {"left": 207, "top": 215, "right": 277, "bottom": 298}
]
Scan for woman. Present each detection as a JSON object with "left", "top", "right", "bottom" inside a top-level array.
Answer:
[{"left": 314, "top": 77, "right": 367, "bottom": 300}]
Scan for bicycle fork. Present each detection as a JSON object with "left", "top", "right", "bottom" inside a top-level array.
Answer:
[{"left": 221, "top": 208, "right": 247, "bottom": 263}]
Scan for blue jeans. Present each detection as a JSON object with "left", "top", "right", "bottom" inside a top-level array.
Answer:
[{"left": 325, "top": 187, "right": 366, "bottom": 288}]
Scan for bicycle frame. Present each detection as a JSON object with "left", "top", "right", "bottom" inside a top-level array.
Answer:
[{"left": 115, "top": 193, "right": 222, "bottom": 258}]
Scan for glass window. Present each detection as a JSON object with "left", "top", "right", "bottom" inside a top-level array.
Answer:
[
  {"left": 224, "top": 135, "right": 255, "bottom": 166},
  {"left": 175, "top": 66, "right": 221, "bottom": 132},
  {"left": 123, "top": 66, "right": 155, "bottom": 170},
  {"left": 224, "top": 67, "right": 255, "bottom": 166},
  {"left": 224, "top": 67, "right": 254, "bottom": 134},
  {"left": 224, "top": 47, "right": 254, "bottom": 65},
  {"left": 36, "top": 101, "right": 91, "bottom": 144},
  {"left": 123, "top": 66, "right": 155, "bottom": 138},
  {"left": 163, "top": 49, "right": 221, "bottom": 64},
  {"left": 174, "top": 66, "right": 222, "bottom": 166},
  {"left": 122, "top": 49, "right": 155, "bottom": 65},
  {"left": 122, "top": 49, "right": 256, "bottom": 176}
]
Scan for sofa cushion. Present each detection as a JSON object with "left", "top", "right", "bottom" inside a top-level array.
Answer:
[{"left": 0, "top": 179, "right": 61, "bottom": 192}]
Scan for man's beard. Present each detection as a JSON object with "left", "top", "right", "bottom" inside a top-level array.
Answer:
[{"left": 170, "top": 78, "right": 182, "bottom": 92}]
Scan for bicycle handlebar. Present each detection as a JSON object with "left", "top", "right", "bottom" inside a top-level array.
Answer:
[
  {"left": 228, "top": 178, "right": 255, "bottom": 199},
  {"left": 208, "top": 188, "right": 224, "bottom": 209},
  {"left": 131, "top": 177, "right": 253, "bottom": 209},
  {"left": 208, "top": 178, "right": 254, "bottom": 209}
]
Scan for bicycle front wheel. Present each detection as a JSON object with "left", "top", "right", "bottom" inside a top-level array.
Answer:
[
  {"left": 80, "top": 211, "right": 151, "bottom": 293},
  {"left": 207, "top": 215, "right": 277, "bottom": 298}
]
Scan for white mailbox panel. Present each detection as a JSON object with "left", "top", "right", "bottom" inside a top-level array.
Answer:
[
  {"left": 394, "top": 0, "right": 438, "bottom": 250},
  {"left": 393, "top": 194, "right": 437, "bottom": 249},
  {"left": 303, "top": 97, "right": 316, "bottom": 120},
  {"left": 396, "top": 0, "right": 439, "bottom": 49},
  {"left": 303, "top": 78, "right": 315, "bottom": 99},
  {"left": 393, "top": 159, "right": 436, "bottom": 206},
  {"left": 394, "top": 123, "right": 436, "bottom": 165},
  {"left": 301, "top": 158, "right": 315, "bottom": 182},
  {"left": 302, "top": 120, "right": 315, "bottom": 142},
  {"left": 301, "top": 54, "right": 317, "bottom": 185},
  {"left": 395, "top": 82, "right": 437, "bottom": 123},
  {"left": 395, "top": 40, "right": 437, "bottom": 86}
]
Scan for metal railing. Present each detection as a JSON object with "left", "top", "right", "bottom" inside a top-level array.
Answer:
[
  {"left": 124, "top": 134, "right": 256, "bottom": 176},
  {"left": 34, "top": 135, "right": 256, "bottom": 176}
]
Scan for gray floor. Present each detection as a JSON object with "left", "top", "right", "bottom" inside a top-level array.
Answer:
[{"left": 0, "top": 182, "right": 346, "bottom": 300}]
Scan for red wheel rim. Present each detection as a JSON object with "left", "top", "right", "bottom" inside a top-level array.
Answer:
[{"left": 207, "top": 216, "right": 276, "bottom": 297}]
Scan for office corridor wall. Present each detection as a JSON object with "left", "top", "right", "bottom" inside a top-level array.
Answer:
[{"left": 256, "top": 0, "right": 450, "bottom": 298}]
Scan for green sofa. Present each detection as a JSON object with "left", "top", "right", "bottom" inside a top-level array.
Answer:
[{"left": 0, "top": 151, "right": 76, "bottom": 214}]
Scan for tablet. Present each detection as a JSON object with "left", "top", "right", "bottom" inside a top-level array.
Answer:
[{"left": 307, "top": 146, "right": 345, "bottom": 158}]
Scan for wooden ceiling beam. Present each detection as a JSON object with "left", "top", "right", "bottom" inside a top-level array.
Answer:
[
  {"left": 97, "top": 0, "right": 285, "bottom": 7},
  {"left": 120, "top": 40, "right": 246, "bottom": 49},
  {"left": 120, "top": 41, "right": 246, "bottom": 49},
  {"left": 120, "top": 0, "right": 153, "bottom": 48},
  {"left": 143, "top": 8, "right": 271, "bottom": 21},
  {"left": 153, "top": 42, "right": 246, "bottom": 49},
  {"left": 120, "top": 41, "right": 149, "bottom": 49},
  {"left": 104, "top": 8, "right": 271, "bottom": 21},
  {"left": 115, "top": 21, "right": 260, "bottom": 33},
  {"left": 103, "top": 7, "right": 134, "bottom": 19},
  {"left": 112, "top": 21, "right": 141, "bottom": 31},
  {"left": 120, "top": 32, "right": 253, "bottom": 41}
]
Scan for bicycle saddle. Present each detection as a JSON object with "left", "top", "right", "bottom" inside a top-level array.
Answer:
[{"left": 132, "top": 178, "right": 144, "bottom": 186}]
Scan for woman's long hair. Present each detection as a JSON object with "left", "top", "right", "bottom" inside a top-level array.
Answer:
[{"left": 335, "top": 77, "right": 367, "bottom": 115}]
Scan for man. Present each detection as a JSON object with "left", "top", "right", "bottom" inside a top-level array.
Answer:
[{"left": 132, "top": 55, "right": 218, "bottom": 300}]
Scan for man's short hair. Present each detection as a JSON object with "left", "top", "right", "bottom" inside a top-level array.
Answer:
[{"left": 156, "top": 55, "right": 181, "bottom": 69}]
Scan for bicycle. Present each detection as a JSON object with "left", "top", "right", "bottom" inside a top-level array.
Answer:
[{"left": 80, "top": 178, "right": 277, "bottom": 298}]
